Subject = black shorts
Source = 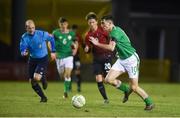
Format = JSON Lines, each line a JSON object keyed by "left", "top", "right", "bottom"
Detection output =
{"left": 93, "top": 58, "right": 112, "bottom": 77}
{"left": 28, "top": 55, "right": 48, "bottom": 79}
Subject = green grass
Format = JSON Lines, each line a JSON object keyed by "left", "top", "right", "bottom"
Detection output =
{"left": 0, "top": 81, "right": 180, "bottom": 117}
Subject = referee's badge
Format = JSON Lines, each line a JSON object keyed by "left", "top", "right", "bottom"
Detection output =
{"left": 39, "top": 44, "right": 42, "bottom": 48}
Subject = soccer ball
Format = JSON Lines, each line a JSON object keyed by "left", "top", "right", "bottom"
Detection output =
{"left": 71, "top": 94, "right": 86, "bottom": 108}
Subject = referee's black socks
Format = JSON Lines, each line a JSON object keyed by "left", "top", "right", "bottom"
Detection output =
{"left": 31, "top": 80, "right": 46, "bottom": 99}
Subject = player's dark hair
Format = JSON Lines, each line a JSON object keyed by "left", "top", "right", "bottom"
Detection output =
{"left": 101, "top": 15, "right": 114, "bottom": 22}
{"left": 72, "top": 24, "right": 78, "bottom": 30}
{"left": 85, "top": 12, "right": 97, "bottom": 21}
{"left": 59, "top": 17, "right": 68, "bottom": 23}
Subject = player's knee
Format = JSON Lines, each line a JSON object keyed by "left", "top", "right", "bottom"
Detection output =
{"left": 64, "top": 74, "right": 70, "bottom": 79}
{"left": 31, "top": 79, "right": 37, "bottom": 86}
{"left": 33, "top": 73, "right": 42, "bottom": 81}
{"left": 105, "top": 77, "right": 113, "bottom": 84}
{"left": 104, "top": 77, "right": 108, "bottom": 83}
{"left": 96, "top": 75, "right": 103, "bottom": 82}
{"left": 75, "top": 70, "right": 80, "bottom": 75}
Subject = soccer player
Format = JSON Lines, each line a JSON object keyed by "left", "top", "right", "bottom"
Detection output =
{"left": 90, "top": 15, "right": 154, "bottom": 110}
{"left": 20, "top": 19, "right": 56, "bottom": 102}
{"left": 71, "top": 24, "right": 83, "bottom": 92}
{"left": 84, "top": 12, "right": 114, "bottom": 104}
{"left": 52, "top": 17, "right": 78, "bottom": 98}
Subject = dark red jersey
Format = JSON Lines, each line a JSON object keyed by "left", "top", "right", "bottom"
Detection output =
{"left": 74, "top": 32, "right": 83, "bottom": 58}
{"left": 85, "top": 26, "right": 113, "bottom": 60}
{"left": 75, "top": 33, "right": 83, "bottom": 47}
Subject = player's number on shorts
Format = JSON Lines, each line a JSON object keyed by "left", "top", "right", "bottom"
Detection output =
{"left": 131, "top": 66, "right": 138, "bottom": 75}
{"left": 104, "top": 63, "right": 111, "bottom": 73}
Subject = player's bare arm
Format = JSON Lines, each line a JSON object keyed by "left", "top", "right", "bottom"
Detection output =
{"left": 72, "top": 41, "right": 78, "bottom": 56}
{"left": 50, "top": 52, "right": 56, "bottom": 61}
{"left": 89, "top": 36, "right": 116, "bottom": 51}
{"left": 47, "top": 41, "right": 56, "bottom": 61}
{"left": 22, "top": 50, "right": 29, "bottom": 56}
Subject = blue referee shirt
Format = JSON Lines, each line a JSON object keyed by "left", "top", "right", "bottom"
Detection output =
{"left": 20, "top": 30, "right": 56, "bottom": 58}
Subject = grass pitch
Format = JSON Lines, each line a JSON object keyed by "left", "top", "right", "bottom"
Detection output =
{"left": 0, "top": 81, "right": 180, "bottom": 117}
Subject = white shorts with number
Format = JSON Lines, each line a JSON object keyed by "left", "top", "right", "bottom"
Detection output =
{"left": 111, "top": 53, "right": 140, "bottom": 79}
{"left": 56, "top": 56, "right": 74, "bottom": 74}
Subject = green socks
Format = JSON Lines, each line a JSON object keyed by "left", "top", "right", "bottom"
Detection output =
{"left": 144, "top": 97, "right": 153, "bottom": 105}
{"left": 117, "top": 83, "right": 130, "bottom": 92}
{"left": 64, "top": 81, "right": 71, "bottom": 93}
{"left": 117, "top": 82, "right": 153, "bottom": 106}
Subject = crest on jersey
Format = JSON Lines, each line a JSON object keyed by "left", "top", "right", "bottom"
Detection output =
{"left": 59, "top": 36, "right": 63, "bottom": 39}
{"left": 39, "top": 44, "right": 42, "bottom": 48}
{"left": 68, "top": 35, "right": 72, "bottom": 40}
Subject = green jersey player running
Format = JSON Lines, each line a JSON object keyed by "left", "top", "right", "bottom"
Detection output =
{"left": 90, "top": 15, "right": 154, "bottom": 110}
{"left": 52, "top": 17, "right": 78, "bottom": 98}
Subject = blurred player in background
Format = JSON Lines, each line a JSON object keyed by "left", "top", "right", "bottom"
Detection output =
{"left": 20, "top": 19, "right": 56, "bottom": 102}
{"left": 90, "top": 15, "right": 154, "bottom": 110}
{"left": 52, "top": 17, "right": 78, "bottom": 98}
{"left": 71, "top": 24, "right": 83, "bottom": 92}
{"left": 84, "top": 12, "right": 114, "bottom": 104}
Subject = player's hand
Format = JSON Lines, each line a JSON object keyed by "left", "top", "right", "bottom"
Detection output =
{"left": 72, "top": 49, "right": 77, "bottom": 56}
{"left": 89, "top": 36, "right": 99, "bottom": 45}
{"left": 71, "top": 43, "right": 77, "bottom": 49}
{"left": 22, "top": 50, "right": 28, "bottom": 56}
{"left": 50, "top": 52, "right": 56, "bottom": 61}
{"left": 84, "top": 45, "right": 89, "bottom": 53}
{"left": 72, "top": 42, "right": 78, "bottom": 56}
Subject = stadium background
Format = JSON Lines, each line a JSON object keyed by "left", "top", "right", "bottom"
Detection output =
{"left": 0, "top": 0, "right": 180, "bottom": 83}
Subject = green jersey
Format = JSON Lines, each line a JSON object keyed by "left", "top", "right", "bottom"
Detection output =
{"left": 52, "top": 29, "right": 76, "bottom": 59}
{"left": 110, "top": 26, "right": 136, "bottom": 59}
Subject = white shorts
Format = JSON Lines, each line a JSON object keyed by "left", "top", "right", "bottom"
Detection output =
{"left": 111, "top": 53, "right": 140, "bottom": 79}
{"left": 56, "top": 56, "right": 74, "bottom": 73}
